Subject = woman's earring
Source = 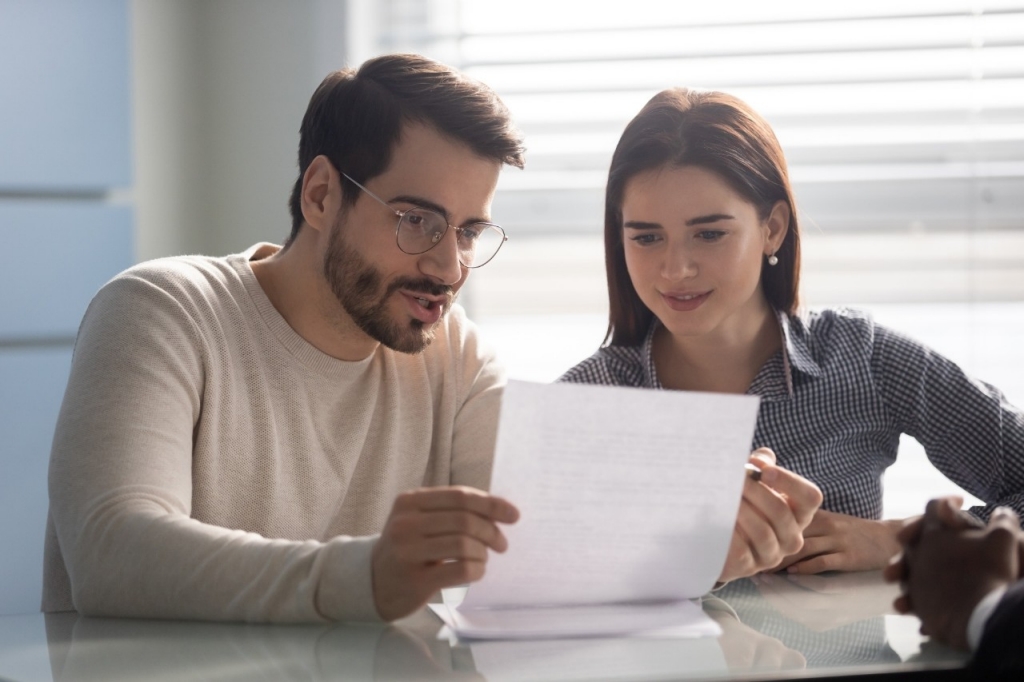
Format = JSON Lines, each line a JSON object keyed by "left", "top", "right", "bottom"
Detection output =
{"left": 767, "top": 253, "right": 779, "bottom": 266}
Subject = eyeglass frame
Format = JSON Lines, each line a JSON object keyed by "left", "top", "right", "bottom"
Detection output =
{"left": 340, "top": 172, "right": 508, "bottom": 269}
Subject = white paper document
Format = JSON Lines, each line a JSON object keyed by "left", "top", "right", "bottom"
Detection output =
{"left": 430, "top": 597, "right": 720, "bottom": 640}
{"left": 438, "top": 380, "right": 760, "bottom": 640}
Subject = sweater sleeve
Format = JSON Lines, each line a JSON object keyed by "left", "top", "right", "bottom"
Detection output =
{"left": 48, "top": 272, "right": 381, "bottom": 623}
{"left": 870, "top": 323, "right": 1024, "bottom": 522}
{"left": 447, "top": 309, "right": 505, "bottom": 491}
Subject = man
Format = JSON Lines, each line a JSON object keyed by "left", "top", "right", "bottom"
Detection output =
{"left": 885, "top": 496, "right": 1024, "bottom": 674}
{"left": 43, "top": 53, "right": 524, "bottom": 623}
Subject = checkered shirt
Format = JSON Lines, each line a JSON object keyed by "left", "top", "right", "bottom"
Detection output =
{"left": 559, "top": 308, "right": 1024, "bottom": 521}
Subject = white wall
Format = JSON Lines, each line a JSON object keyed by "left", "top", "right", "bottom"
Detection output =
{"left": 131, "top": 0, "right": 205, "bottom": 260}
{"left": 131, "top": 0, "right": 348, "bottom": 261}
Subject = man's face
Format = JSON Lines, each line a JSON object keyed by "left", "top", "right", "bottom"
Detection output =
{"left": 321, "top": 124, "right": 501, "bottom": 354}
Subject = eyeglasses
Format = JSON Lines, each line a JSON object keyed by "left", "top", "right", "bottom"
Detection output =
{"left": 341, "top": 172, "right": 507, "bottom": 269}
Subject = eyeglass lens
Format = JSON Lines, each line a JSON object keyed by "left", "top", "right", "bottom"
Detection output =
{"left": 397, "top": 209, "right": 504, "bottom": 268}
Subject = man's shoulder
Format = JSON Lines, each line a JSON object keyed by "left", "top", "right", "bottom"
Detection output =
{"left": 113, "top": 252, "right": 243, "bottom": 294}
{"left": 77, "top": 251, "right": 257, "bottom": 354}
{"left": 380, "top": 305, "right": 505, "bottom": 410}
{"left": 415, "top": 304, "right": 496, "bottom": 370}
{"left": 96, "top": 252, "right": 251, "bottom": 315}
{"left": 436, "top": 302, "right": 473, "bottom": 340}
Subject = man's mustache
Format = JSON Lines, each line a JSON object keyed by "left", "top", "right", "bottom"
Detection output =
{"left": 386, "top": 277, "right": 454, "bottom": 302}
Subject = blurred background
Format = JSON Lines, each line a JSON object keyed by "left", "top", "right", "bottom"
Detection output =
{"left": 1, "top": 0, "right": 1023, "bottom": 615}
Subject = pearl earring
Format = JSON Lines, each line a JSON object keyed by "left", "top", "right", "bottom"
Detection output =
{"left": 767, "top": 253, "right": 779, "bottom": 266}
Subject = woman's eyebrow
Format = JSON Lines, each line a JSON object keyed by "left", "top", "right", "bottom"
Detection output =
{"left": 685, "top": 213, "right": 734, "bottom": 226}
{"left": 624, "top": 213, "right": 735, "bottom": 229}
{"left": 623, "top": 220, "right": 663, "bottom": 230}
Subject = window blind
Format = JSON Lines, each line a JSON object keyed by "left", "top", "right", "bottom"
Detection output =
{"left": 358, "top": 0, "right": 1024, "bottom": 305}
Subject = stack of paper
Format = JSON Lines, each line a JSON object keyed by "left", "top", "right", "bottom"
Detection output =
{"left": 431, "top": 380, "right": 760, "bottom": 640}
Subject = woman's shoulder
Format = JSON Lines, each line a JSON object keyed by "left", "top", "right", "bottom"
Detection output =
{"left": 793, "top": 306, "right": 882, "bottom": 351}
{"left": 558, "top": 344, "right": 647, "bottom": 387}
{"left": 801, "top": 306, "right": 874, "bottom": 332}
{"left": 801, "top": 307, "right": 927, "bottom": 348}
{"left": 793, "top": 307, "right": 937, "bottom": 375}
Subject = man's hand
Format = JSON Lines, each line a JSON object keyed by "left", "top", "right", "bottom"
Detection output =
{"left": 371, "top": 486, "right": 519, "bottom": 621}
{"left": 884, "top": 497, "right": 1021, "bottom": 651}
{"left": 718, "top": 448, "right": 823, "bottom": 583}
{"left": 775, "top": 510, "right": 903, "bottom": 574}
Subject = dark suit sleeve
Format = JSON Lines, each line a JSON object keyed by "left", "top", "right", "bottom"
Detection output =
{"left": 971, "top": 579, "right": 1024, "bottom": 674}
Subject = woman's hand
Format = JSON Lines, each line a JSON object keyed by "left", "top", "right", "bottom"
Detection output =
{"left": 706, "top": 605, "right": 807, "bottom": 672}
{"left": 718, "top": 448, "right": 823, "bottom": 583}
{"left": 753, "top": 571, "right": 898, "bottom": 631}
{"left": 776, "top": 510, "right": 903, "bottom": 574}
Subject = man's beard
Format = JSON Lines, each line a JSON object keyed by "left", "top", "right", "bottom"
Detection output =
{"left": 323, "top": 220, "right": 455, "bottom": 354}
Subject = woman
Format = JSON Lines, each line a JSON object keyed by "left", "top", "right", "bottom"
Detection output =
{"left": 561, "top": 88, "right": 1024, "bottom": 575}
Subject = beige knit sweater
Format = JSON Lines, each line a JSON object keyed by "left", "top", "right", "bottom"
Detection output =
{"left": 43, "top": 244, "right": 503, "bottom": 622}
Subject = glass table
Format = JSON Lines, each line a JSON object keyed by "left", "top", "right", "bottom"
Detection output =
{"left": 0, "top": 571, "right": 969, "bottom": 681}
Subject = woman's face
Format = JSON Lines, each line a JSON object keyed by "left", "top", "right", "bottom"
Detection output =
{"left": 621, "top": 164, "right": 788, "bottom": 342}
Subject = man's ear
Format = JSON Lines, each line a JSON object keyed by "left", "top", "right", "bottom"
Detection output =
{"left": 764, "top": 200, "right": 791, "bottom": 255}
{"left": 300, "top": 155, "right": 340, "bottom": 234}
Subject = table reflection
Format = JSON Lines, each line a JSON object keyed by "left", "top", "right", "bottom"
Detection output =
{"left": 710, "top": 572, "right": 900, "bottom": 671}
{"left": 28, "top": 572, "right": 966, "bottom": 682}
{"left": 44, "top": 610, "right": 466, "bottom": 682}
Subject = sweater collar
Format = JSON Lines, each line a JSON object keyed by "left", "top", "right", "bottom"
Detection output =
{"left": 233, "top": 243, "right": 377, "bottom": 377}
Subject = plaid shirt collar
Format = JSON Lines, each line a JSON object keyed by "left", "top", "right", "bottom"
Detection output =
{"left": 640, "top": 309, "right": 823, "bottom": 400}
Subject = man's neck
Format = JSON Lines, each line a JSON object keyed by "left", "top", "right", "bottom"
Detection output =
{"left": 251, "top": 233, "right": 379, "bottom": 362}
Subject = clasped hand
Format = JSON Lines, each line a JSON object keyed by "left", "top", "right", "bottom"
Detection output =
{"left": 718, "top": 448, "right": 823, "bottom": 583}
{"left": 372, "top": 486, "right": 519, "bottom": 621}
{"left": 884, "top": 496, "right": 1022, "bottom": 650}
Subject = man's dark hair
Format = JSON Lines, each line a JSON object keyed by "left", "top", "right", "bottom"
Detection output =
{"left": 286, "top": 53, "right": 525, "bottom": 244}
